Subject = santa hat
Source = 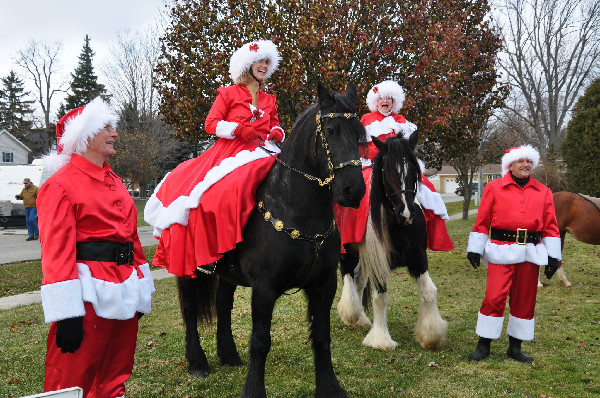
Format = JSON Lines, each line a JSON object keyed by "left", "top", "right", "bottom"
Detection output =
{"left": 501, "top": 145, "right": 540, "bottom": 175}
{"left": 229, "top": 40, "right": 281, "bottom": 83}
{"left": 366, "top": 80, "right": 405, "bottom": 113}
{"left": 44, "top": 97, "right": 118, "bottom": 174}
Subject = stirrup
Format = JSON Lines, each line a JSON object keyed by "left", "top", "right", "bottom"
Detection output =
{"left": 196, "top": 263, "right": 216, "bottom": 275}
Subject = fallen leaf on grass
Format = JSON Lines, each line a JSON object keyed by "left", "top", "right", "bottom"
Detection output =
{"left": 428, "top": 361, "right": 439, "bottom": 368}
{"left": 10, "top": 325, "right": 18, "bottom": 332}
{"left": 9, "top": 379, "right": 19, "bottom": 384}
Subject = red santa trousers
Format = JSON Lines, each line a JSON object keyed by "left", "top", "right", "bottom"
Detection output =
{"left": 475, "top": 261, "right": 539, "bottom": 341}
{"left": 44, "top": 303, "right": 138, "bottom": 398}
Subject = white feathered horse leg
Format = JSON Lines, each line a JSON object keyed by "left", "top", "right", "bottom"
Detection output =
{"left": 415, "top": 271, "right": 448, "bottom": 349}
{"left": 359, "top": 217, "right": 398, "bottom": 350}
{"left": 362, "top": 288, "right": 398, "bottom": 350}
{"left": 337, "top": 262, "right": 372, "bottom": 328}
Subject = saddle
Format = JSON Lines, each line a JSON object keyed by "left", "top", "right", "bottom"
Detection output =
{"left": 577, "top": 193, "right": 600, "bottom": 212}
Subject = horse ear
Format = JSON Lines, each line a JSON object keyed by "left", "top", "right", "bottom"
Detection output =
{"left": 408, "top": 131, "right": 419, "bottom": 150}
{"left": 372, "top": 136, "right": 387, "bottom": 153}
{"left": 345, "top": 81, "right": 357, "bottom": 105}
{"left": 317, "top": 80, "right": 334, "bottom": 108}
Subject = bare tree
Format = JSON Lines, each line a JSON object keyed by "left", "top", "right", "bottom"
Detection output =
{"left": 495, "top": 0, "right": 600, "bottom": 158}
{"left": 101, "top": 29, "right": 161, "bottom": 119}
{"left": 15, "top": 40, "right": 67, "bottom": 136}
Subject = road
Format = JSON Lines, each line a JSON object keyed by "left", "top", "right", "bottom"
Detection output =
{"left": 0, "top": 226, "right": 158, "bottom": 265}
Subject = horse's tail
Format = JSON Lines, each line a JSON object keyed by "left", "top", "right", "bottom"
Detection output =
{"left": 359, "top": 207, "right": 392, "bottom": 291}
{"left": 177, "top": 273, "right": 219, "bottom": 326}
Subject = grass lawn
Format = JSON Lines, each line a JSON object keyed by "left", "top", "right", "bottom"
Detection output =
{"left": 1, "top": 215, "right": 598, "bottom": 397}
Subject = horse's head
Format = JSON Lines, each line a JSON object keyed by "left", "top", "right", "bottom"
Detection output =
{"left": 314, "top": 81, "right": 366, "bottom": 208}
{"left": 372, "top": 132, "right": 421, "bottom": 225}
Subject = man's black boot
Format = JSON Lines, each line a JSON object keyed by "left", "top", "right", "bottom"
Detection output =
{"left": 507, "top": 336, "right": 533, "bottom": 363}
{"left": 467, "top": 337, "right": 491, "bottom": 361}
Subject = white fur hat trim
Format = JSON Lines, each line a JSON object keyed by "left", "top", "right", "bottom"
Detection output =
{"left": 366, "top": 80, "right": 405, "bottom": 113}
{"left": 60, "top": 97, "right": 118, "bottom": 156}
{"left": 501, "top": 145, "right": 540, "bottom": 175}
{"left": 229, "top": 40, "right": 281, "bottom": 83}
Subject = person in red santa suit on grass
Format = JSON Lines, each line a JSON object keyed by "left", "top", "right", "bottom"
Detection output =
{"left": 38, "top": 97, "right": 155, "bottom": 398}
{"left": 466, "top": 145, "right": 561, "bottom": 363}
{"left": 144, "top": 40, "right": 284, "bottom": 278}
{"left": 335, "top": 80, "right": 454, "bottom": 253}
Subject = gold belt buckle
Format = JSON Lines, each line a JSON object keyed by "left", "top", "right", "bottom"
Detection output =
{"left": 516, "top": 228, "right": 527, "bottom": 245}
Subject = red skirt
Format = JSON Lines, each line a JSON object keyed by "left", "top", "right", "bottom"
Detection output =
{"left": 147, "top": 138, "right": 277, "bottom": 277}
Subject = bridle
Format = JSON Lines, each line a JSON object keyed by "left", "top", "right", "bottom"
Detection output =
{"left": 253, "top": 110, "right": 361, "bottom": 186}
{"left": 382, "top": 157, "right": 418, "bottom": 217}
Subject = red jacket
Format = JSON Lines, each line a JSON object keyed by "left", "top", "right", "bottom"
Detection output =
{"left": 467, "top": 172, "right": 561, "bottom": 265}
{"left": 38, "top": 154, "right": 155, "bottom": 323}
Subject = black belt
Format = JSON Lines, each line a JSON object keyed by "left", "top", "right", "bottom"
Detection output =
{"left": 76, "top": 241, "right": 134, "bottom": 265}
{"left": 490, "top": 228, "right": 541, "bottom": 245}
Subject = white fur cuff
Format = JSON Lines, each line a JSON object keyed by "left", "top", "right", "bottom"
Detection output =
{"left": 542, "top": 236, "right": 562, "bottom": 260}
{"left": 41, "top": 279, "right": 86, "bottom": 323}
{"left": 467, "top": 232, "right": 488, "bottom": 254}
{"left": 215, "top": 120, "right": 238, "bottom": 139}
{"left": 507, "top": 314, "right": 535, "bottom": 341}
{"left": 475, "top": 312, "right": 504, "bottom": 339}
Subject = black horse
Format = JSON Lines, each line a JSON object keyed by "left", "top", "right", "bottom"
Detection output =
{"left": 336, "top": 134, "right": 448, "bottom": 350}
{"left": 177, "top": 81, "right": 366, "bottom": 398}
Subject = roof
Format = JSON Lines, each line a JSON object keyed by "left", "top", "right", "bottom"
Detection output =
{"left": 0, "top": 129, "right": 32, "bottom": 153}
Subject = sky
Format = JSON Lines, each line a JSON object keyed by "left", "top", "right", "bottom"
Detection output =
{"left": 0, "top": 0, "right": 167, "bottom": 120}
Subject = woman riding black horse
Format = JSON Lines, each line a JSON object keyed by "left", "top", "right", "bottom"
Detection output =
{"left": 146, "top": 40, "right": 366, "bottom": 398}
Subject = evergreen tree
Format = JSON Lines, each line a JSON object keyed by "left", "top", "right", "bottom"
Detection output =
{"left": 0, "top": 70, "right": 35, "bottom": 133}
{"left": 562, "top": 77, "right": 600, "bottom": 196}
{"left": 57, "top": 35, "right": 108, "bottom": 118}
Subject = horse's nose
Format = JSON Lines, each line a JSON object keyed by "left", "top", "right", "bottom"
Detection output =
{"left": 343, "top": 183, "right": 365, "bottom": 208}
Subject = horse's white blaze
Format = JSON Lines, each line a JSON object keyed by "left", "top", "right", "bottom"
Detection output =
{"left": 362, "top": 290, "right": 398, "bottom": 350}
{"left": 397, "top": 162, "right": 411, "bottom": 220}
{"left": 415, "top": 271, "right": 448, "bottom": 349}
{"left": 337, "top": 273, "right": 371, "bottom": 328}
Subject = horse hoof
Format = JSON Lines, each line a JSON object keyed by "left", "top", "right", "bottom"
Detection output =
{"left": 362, "top": 329, "right": 398, "bottom": 350}
{"left": 221, "top": 357, "right": 243, "bottom": 367}
{"left": 189, "top": 368, "right": 209, "bottom": 378}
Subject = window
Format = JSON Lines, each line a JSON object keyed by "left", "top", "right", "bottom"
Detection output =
{"left": 2, "top": 152, "right": 13, "bottom": 163}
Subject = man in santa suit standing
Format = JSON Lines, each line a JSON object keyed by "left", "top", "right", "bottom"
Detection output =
{"left": 335, "top": 80, "right": 454, "bottom": 252}
{"left": 38, "top": 97, "right": 155, "bottom": 397}
{"left": 466, "top": 145, "right": 560, "bottom": 362}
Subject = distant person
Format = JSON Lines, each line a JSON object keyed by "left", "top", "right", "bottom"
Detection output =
{"left": 466, "top": 145, "right": 561, "bottom": 363}
{"left": 38, "top": 97, "right": 155, "bottom": 398}
{"left": 15, "top": 177, "right": 39, "bottom": 241}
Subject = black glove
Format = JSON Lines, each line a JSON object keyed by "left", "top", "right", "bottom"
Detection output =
{"left": 467, "top": 252, "right": 481, "bottom": 269}
{"left": 56, "top": 316, "right": 83, "bottom": 353}
{"left": 545, "top": 257, "right": 559, "bottom": 279}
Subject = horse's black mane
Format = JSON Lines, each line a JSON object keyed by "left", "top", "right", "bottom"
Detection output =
{"left": 370, "top": 135, "right": 421, "bottom": 238}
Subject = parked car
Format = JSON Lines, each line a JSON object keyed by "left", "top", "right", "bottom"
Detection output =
{"left": 455, "top": 182, "right": 487, "bottom": 196}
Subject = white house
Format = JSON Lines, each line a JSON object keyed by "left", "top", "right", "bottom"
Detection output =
{"left": 0, "top": 129, "right": 31, "bottom": 165}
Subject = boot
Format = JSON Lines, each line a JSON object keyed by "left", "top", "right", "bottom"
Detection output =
{"left": 507, "top": 336, "right": 533, "bottom": 363}
{"left": 467, "top": 337, "right": 491, "bottom": 361}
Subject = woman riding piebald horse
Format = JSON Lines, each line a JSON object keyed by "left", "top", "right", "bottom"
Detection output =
{"left": 145, "top": 40, "right": 284, "bottom": 277}
{"left": 334, "top": 80, "right": 454, "bottom": 253}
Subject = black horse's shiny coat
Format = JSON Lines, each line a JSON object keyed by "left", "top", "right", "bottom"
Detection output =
{"left": 177, "top": 81, "right": 365, "bottom": 398}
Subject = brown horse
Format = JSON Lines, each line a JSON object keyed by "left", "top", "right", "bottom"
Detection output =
{"left": 538, "top": 191, "right": 600, "bottom": 288}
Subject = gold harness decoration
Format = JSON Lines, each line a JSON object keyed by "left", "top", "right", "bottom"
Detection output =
{"left": 256, "top": 200, "right": 337, "bottom": 293}
{"left": 251, "top": 110, "right": 361, "bottom": 187}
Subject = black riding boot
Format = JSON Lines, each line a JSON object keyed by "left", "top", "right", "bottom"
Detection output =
{"left": 467, "top": 337, "right": 491, "bottom": 361}
{"left": 507, "top": 336, "right": 533, "bottom": 363}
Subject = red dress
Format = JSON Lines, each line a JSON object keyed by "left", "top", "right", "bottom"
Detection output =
{"left": 334, "top": 110, "right": 454, "bottom": 252}
{"left": 145, "top": 85, "right": 284, "bottom": 277}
